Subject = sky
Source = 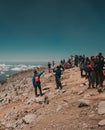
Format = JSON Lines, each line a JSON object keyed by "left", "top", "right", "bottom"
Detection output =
{"left": 0, "top": 0, "right": 105, "bottom": 62}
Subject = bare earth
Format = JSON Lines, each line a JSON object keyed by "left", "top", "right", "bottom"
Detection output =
{"left": 0, "top": 67, "right": 105, "bottom": 130}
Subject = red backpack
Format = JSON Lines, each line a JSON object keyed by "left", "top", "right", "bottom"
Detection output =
{"left": 35, "top": 76, "right": 40, "bottom": 82}
{"left": 103, "top": 70, "right": 105, "bottom": 77}
{"left": 88, "top": 63, "right": 94, "bottom": 70}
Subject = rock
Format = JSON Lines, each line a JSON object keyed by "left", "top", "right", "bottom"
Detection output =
{"left": 26, "top": 96, "right": 35, "bottom": 104}
{"left": 1, "top": 120, "right": 17, "bottom": 129}
{"left": 78, "top": 91, "right": 84, "bottom": 95}
{"left": 62, "top": 90, "right": 66, "bottom": 93}
{"left": 62, "top": 83, "right": 66, "bottom": 86}
{"left": 82, "top": 83, "right": 87, "bottom": 86}
{"left": 71, "top": 89, "right": 78, "bottom": 94}
{"left": 84, "top": 94, "right": 91, "bottom": 98}
{"left": 42, "top": 87, "right": 50, "bottom": 94}
{"left": 0, "top": 98, "right": 4, "bottom": 102}
{"left": 78, "top": 102, "right": 89, "bottom": 108}
{"left": 82, "top": 123, "right": 88, "bottom": 129}
{"left": 56, "top": 105, "right": 62, "bottom": 112}
{"left": 98, "top": 119, "right": 105, "bottom": 126}
{"left": 35, "top": 95, "right": 49, "bottom": 104}
{"left": 78, "top": 100, "right": 90, "bottom": 108}
{"left": 98, "top": 101, "right": 105, "bottom": 114}
{"left": 23, "top": 114, "right": 37, "bottom": 124}
{"left": 80, "top": 84, "right": 84, "bottom": 87}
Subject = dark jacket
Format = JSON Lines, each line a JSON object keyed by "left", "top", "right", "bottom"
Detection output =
{"left": 53, "top": 69, "right": 62, "bottom": 78}
{"left": 32, "top": 72, "right": 44, "bottom": 86}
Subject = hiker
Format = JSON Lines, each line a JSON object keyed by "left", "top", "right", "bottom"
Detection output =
{"left": 52, "top": 60, "right": 55, "bottom": 67}
{"left": 87, "top": 57, "right": 96, "bottom": 88}
{"left": 103, "top": 58, "right": 105, "bottom": 79}
{"left": 48, "top": 62, "right": 51, "bottom": 73}
{"left": 94, "top": 53, "right": 104, "bottom": 88}
{"left": 32, "top": 70, "right": 44, "bottom": 97}
{"left": 53, "top": 65, "right": 63, "bottom": 89}
{"left": 74, "top": 55, "right": 79, "bottom": 67}
{"left": 79, "top": 58, "right": 85, "bottom": 77}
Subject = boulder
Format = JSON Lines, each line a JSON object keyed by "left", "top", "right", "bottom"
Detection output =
{"left": 23, "top": 114, "right": 37, "bottom": 124}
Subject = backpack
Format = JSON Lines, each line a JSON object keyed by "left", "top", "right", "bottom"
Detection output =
{"left": 103, "top": 70, "right": 105, "bottom": 76}
{"left": 35, "top": 76, "right": 40, "bottom": 82}
{"left": 88, "top": 63, "right": 94, "bottom": 70}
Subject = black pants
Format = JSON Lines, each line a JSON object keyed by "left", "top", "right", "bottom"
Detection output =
{"left": 88, "top": 71, "right": 95, "bottom": 88}
{"left": 96, "top": 70, "right": 104, "bottom": 87}
{"left": 55, "top": 77, "right": 62, "bottom": 89}
{"left": 34, "top": 83, "right": 42, "bottom": 96}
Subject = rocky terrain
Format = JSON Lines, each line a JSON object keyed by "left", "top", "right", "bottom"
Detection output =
{"left": 0, "top": 67, "right": 105, "bottom": 130}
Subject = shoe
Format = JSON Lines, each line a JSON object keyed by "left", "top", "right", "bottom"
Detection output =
{"left": 98, "top": 88, "right": 103, "bottom": 93}
{"left": 35, "top": 94, "right": 38, "bottom": 97}
{"left": 40, "top": 93, "right": 43, "bottom": 96}
{"left": 92, "top": 85, "right": 95, "bottom": 88}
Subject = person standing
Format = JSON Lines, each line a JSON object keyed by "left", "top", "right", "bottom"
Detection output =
{"left": 94, "top": 53, "right": 104, "bottom": 88}
{"left": 48, "top": 62, "right": 51, "bottom": 73}
{"left": 32, "top": 70, "right": 44, "bottom": 97}
{"left": 53, "top": 66, "right": 63, "bottom": 89}
{"left": 52, "top": 60, "right": 55, "bottom": 67}
{"left": 87, "top": 57, "right": 95, "bottom": 88}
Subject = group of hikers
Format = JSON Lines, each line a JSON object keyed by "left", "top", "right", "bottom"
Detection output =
{"left": 32, "top": 64, "right": 63, "bottom": 97}
{"left": 60, "top": 53, "right": 105, "bottom": 88}
{"left": 79, "top": 53, "right": 105, "bottom": 89}
{"left": 32, "top": 52, "right": 105, "bottom": 97}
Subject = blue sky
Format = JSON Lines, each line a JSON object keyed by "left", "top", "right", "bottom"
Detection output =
{"left": 0, "top": 0, "right": 105, "bottom": 62}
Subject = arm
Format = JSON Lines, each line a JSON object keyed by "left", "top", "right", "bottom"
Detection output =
{"left": 38, "top": 71, "right": 44, "bottom": 77}
{"left": 32, "top": 76, "right": 35, "bottom": 83}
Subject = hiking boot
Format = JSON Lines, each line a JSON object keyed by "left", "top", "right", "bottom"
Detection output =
{"left": 35, "top": 94, "right": 38, "bottom": 97}
{"left": 98, "top": 88, "right": 103, "bottom": 93}
{"left": 40, "top": 93, "right": 43, "bottom": 96}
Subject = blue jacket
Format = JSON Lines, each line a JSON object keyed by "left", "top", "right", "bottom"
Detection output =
{"left": 32, "top": 72, "right": 44, "bottom": 86}
{"left": 53, "top": 69, "right": 62, "bottom": 78}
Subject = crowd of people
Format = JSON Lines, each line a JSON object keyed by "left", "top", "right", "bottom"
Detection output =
{"left": 79, "top": 53, "right": 105, "bottom": 89}
{"left": 32, "top": 52, "right": 105, "bottom": 97}
{"left": 60, "top": 52, "right": 105, "bottom": 89}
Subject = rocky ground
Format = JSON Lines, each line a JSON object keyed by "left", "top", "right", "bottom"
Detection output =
{"left": 0, "top": 67, "right": 105, "bottom": 130}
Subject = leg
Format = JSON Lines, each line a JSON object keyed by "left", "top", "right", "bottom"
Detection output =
{"left": 80, "top": 69, "right": 83, "bottom": 77}
{"left": 38, "top": 84, "right": 43, "bottom": 96}
{"left": 99, "top": 70, "right": 104, "bottom": 87}
{"left": 88, "top": 73, "right": 91, "bottom": 88}
{"left": 34, "top": 86, "right": 38, "bottom": 97}
{"left": 95, "top": 71, "right": 99, "bottom": 87}
{"left": 55, "top": 78, "right": 59, "bottom": 89}
{"left": 57, "top": 78, "right": 62, "bottom": 89}
{"left": 91, "top": 71, "right": 95, "bottom": 88}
